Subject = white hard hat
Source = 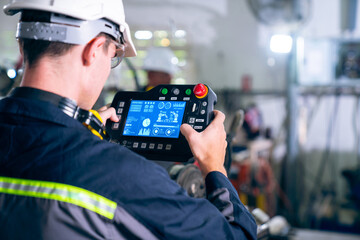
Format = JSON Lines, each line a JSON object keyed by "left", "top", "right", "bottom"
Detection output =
{"left": 3, "top": 0, "right": 136, "bottom": 57}
{"left": 143, "top": 47, "right": 179, "bottom": 75}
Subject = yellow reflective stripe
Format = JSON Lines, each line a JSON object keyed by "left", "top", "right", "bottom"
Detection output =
{"left": 0, "top": 176, "right": 117, "bottom": 220}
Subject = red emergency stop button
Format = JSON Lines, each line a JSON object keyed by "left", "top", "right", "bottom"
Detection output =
{"left": 193, "top": 83, "right": 208, "bottom": 99}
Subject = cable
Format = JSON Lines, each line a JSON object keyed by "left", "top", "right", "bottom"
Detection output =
{"left": 307, "top": 90, "right": 341, "bottom": 227}
{"left": 355, "top": 96, "right": 360, "bottom": 168}
{"left": 124, "top": 58, "right": 141, "bottom": 91}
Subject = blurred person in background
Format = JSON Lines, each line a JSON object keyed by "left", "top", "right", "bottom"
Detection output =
{"left": 142, "top": 46, "right": 178, "bottom": 91}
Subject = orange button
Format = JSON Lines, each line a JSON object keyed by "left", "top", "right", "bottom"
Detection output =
{"left": 193, "top": 84, "right": 208, "bottom": 99}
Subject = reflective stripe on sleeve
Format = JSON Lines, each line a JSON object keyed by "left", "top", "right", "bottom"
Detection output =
{"left": 0, "top": 176, "right": 117, "bottom": 220}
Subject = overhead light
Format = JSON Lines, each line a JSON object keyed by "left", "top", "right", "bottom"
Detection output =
{"left": 175, "top": 30, "right": 186, "bottom": 38}
{"left": 270, "top": 34, "right": 293, "bottom": 53}
{"left": 134, "top": 30, "right": 153, "bottom": 40}
{"left": 7, "top": 69, "right": 16, "bottom": 79}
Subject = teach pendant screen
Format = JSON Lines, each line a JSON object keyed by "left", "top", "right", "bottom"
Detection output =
{"left": 123, "top": 100, "right": 186, "bottom": 138}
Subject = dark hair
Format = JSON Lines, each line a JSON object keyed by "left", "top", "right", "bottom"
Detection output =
{"left": 19, "top": 10, "right": 112, "bottom": 67}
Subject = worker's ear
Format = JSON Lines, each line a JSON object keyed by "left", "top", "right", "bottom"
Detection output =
{"left": 82, "top": 36, "right": 107, "bottom": 67}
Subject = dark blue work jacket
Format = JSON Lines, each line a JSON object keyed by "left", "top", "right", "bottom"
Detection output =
{"left": 0, "top": 88, "right": 256, "bottom": 239}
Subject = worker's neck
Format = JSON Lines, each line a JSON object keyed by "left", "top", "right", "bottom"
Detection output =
{"left": 21, "top": 57, "right": 84, "bottom": 106}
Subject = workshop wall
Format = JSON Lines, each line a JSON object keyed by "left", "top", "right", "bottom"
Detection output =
{"left": 0, "top": 1, "right": 19, "bottom": 67}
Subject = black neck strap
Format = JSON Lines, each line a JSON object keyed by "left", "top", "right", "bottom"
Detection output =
{"left": 10, "top": 87, "right": 79, "bottom": 118}
{"left": 10, "top": 87, "right": 108, "bottom": 140}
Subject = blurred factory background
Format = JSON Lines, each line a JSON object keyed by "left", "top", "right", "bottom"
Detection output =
{"left": 1, "top": 0, "right": 360, "bottom": 239}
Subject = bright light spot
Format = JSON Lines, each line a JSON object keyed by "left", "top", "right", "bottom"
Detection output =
{"left": 173, "top": 78, "right": 186, "bottom": 84}
{"left": 175, "top": 30, "right": 186, "bottom": 38}
{"left": 171, "top": 57, "right": 179, "bottom": 65}
{"left": 134, "top": 30, "right": 153, "bottom": 40}
{"left": 267, "top": 57, "right": 275, "bottom": 67}
{"left": 270, "top": 34, "right": 293, "bottom": 53}
{"left": 160, "top": 38, "right": 171, "bottom": 47}
{"left": 7, "top": 69, "right": 16, "bottom": 79}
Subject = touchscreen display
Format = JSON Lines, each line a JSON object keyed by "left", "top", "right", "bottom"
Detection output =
{"left": 123, "top": 100, "right": 186, "bottom": 138}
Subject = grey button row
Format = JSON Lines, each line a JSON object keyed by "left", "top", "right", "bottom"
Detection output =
{"left": 158, "top": 96, "right": 191, "bottom": 101}
{"left": 131, "top": 142, "right": 172, "bottom": 150}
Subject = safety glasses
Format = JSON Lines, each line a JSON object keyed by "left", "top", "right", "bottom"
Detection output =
{"left": 111, "top": 40, "right": 125, "bottom": 69}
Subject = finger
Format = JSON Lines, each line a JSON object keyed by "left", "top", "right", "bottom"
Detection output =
{"left": 212, "top": 110, "right": 226, "bottom": 125}
{"left": 99, "top": 107, "right": 118, "bottom": 122}
{"left": 201, "top": 110, "right": 226, "bottom": 135}
{"left": 98, "top": 106, "right": 107, "bottom": 111}
{"left": 98, "top": 103, "right": 111, "bottom": 112}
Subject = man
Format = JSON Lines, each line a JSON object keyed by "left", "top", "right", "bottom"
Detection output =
{"left": 0, "top": 0, "right": 257, "bottom": 239}
{"left": 142, "top": 47, "right": 178, "bottom": 91}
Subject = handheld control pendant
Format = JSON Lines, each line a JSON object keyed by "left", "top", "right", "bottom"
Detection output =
{"left": 106, "top": 84, "right": 217, "bottom": 162}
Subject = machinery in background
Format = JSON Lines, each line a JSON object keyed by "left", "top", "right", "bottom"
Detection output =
{"left": 337, "top": 42, "right": 360, "bottom": 80}
{"left": 342, "top": 168, "right": 360, "bottom": 210}
{"left": 168, "top": 163, "right": 205, "bottom": 198}
{"left": 227, "top": 105, "right": 278, "bottom": 216}
{"left": 254, "top": 208, "right": 291, "bottom": 240}
{"left": 341, "top": 168, "right": 360, "bottom": 233}
{"left": 247, "top": 0, "right": 311, "bottom": 31}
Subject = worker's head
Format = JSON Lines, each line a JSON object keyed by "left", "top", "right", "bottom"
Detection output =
{"left": 3, "top": 0, "right": 136, "bottom": 107}
{"left": 142, "top": 47, "right": 178, "bottom": 90}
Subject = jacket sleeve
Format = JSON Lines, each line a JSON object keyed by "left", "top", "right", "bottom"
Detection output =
{"left": 205, "top": 171, "right": 257, "bottom": 240}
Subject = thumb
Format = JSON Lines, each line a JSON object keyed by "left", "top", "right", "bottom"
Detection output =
{"left": 180, "top": 124, "right": 197, "bottom": 143}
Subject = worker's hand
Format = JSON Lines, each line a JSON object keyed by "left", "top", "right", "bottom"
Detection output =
{"left": 180, "top": 110, "right": 228, "bottom": 178}
{"left": 97, "top": 105, "right": 119, "bottom": 124}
